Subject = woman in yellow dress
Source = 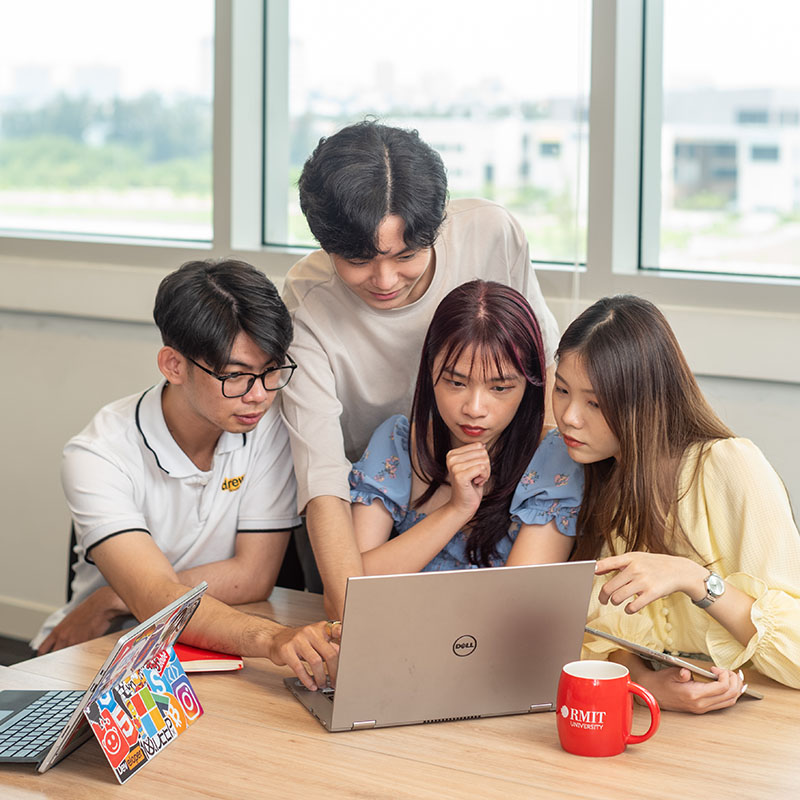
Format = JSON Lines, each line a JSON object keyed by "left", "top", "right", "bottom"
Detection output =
{"left": 554, "top": 294, "right": 800, "bottom": 713}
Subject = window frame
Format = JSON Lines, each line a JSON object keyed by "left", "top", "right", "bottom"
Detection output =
{"left": 1, "top": 0, "right": 797, "bottom": 384}
{"left": 578, "top": 0, "right": 799, "bottom": 384}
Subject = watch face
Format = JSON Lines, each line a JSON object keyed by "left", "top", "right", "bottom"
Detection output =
{"left": 707, "top": 573, "right": 725, "bottom": 596}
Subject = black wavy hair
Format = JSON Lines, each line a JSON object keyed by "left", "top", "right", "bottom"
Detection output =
{"left": 298, "top": 120, "right": 448, "bottom": 259}
{"left": 153, "top": 259, "right": 292, "bottom": 371}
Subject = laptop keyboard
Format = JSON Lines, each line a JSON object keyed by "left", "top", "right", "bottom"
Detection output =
{"left": 0, "top": 690, "right": 84, "bottom": 759}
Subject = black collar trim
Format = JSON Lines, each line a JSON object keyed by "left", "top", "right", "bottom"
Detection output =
{"left": 135, "top": 388, "right": 169, "bottom": 474}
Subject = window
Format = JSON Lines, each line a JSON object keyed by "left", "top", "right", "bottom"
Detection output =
{"left": 640, "top": 0, "right": 800, "bottom": 279}
{"left": 265, "top": 0, "right": 591, "bottom": 266}
{"left": 0, "top": 0, "right": 213, "bottom": 241}
{"left": 673, "top": 141, "right": 738, "bottom": 208}
{"left": 539, "top": 142, "right": 563, "bottom": 158}
{"left": 737, "top": 110, "right": 769, "bottom": 125}
{"left": 751, "top": 145, "right": 780, "bottom": 162}
{"left": 2, "top": 1, "right": 797, "bottom": 368}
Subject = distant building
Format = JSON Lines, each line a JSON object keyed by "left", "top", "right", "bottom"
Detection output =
{"left": 663, "top": 88, "right": 800, "bottom": 215}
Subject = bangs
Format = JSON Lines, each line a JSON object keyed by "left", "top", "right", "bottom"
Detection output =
{"left": 433, "top": 335, "right": 524, "bottom": 384}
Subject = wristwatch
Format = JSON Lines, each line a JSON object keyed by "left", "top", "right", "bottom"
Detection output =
{"left": 693, "top": 571, "right": 725, "bottom": 608}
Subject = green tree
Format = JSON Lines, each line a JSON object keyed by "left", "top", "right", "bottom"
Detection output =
{"left": 2, "top": 93, "right": 96, "bottom": 141}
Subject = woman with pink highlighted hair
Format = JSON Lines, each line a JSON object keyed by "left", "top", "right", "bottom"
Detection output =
{"left": 349, "top": 280, "right": 582, "bottom": 574}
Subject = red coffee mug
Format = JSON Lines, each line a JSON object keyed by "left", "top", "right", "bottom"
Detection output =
{"left": 556, "top": 660, "right": 660, "bottom": 757}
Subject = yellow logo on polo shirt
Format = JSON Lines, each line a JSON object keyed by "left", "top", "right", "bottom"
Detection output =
{"left": 221, "top": 474, "right": 245, "bottom": 492}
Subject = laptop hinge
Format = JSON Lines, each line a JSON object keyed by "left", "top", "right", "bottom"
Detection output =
{"left": 529, "top": 703, "right": 554, "bottom": 713}
{"left": 351, "top": 720, "right": 376, "bottom": 730}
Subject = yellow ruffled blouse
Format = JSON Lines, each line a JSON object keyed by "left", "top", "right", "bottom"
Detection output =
{"left": 582, "top": 438, "right": 800, "bottom": 688}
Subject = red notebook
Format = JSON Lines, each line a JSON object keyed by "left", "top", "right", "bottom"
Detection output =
{"left": 173, "top": 643, "right": 244, "bottom": 673}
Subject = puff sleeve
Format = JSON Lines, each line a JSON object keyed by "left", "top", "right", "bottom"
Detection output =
{"left": 509, "top": 429, "right": 583, "bottom": 537}
{"left": 692, "top": 439, "right": 800, "bottom": 686}
{"left": 349, "top": 415, "right": 413, "bottom": 528}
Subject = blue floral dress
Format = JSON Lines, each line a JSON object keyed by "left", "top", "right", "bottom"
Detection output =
{"left": 349, "top": 415, "right": 583, "bottom": 571}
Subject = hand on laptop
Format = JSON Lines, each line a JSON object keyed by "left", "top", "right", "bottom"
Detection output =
{"left": 268, "top": 621, "right": 340, "bottom": 691}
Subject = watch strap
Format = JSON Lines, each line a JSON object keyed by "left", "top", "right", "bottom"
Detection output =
{"left": 693, "top": 571, "right": 724, "bottom": 608}
{"left": 693, "top": 593, "right": 715, "bottom": 609}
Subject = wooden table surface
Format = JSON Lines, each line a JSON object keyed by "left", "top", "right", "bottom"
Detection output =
{"left": 1, "top": 588, "right": 797, "bottom": 799}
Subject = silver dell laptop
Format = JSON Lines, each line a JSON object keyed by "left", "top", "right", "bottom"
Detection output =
{"left": 285, "top": 561, "right": 595, "bottom": 731}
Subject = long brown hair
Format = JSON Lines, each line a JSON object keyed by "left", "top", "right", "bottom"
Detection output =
{"left": 558, "top": 295, "right": 733, "bottom": 560}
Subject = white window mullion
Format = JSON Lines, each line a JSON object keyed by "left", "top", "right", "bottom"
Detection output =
{"left": 262, "top": 0, "right": 290, "bottom": 247}
{"left": 638, "top": 0, "right": 664, "bottom": 269}
{"left": 230, "top": 0, "right": 267, "bottom": 252}
{"left": 212, "top": 0, "right": 234, "bottom": 254}
{"left": 584, "top": 0, "right": 644, "bottom": 300}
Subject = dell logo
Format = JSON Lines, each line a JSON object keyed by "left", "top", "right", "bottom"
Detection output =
{"left": 452, "top": 635, "right": 477, "bottom": 657}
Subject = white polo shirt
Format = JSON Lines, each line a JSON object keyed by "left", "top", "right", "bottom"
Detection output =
{"left": 31, "top": 379, "right": 301, "bottom": 648}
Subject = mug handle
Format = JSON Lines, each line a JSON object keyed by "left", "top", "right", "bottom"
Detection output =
{"left": 625, "top": 680, "right": 661, "bottom": 745}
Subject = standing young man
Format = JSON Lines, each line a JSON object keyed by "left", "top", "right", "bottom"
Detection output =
{"left": 281, "top": 121, "right": 560, "bottom": 616}
{"left": 33, "top": 259, "right": 338, "bottom": 690}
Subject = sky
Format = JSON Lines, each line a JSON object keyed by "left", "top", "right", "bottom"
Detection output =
{"left": 662, "top": 0, "right": 800, "bottom": 90}
{"left": 289, "top": 0, "right": 591, "bottom": 103}
{"left": 0, "top": 0, "right": 213, "bottom": 98}
{"left": 289, "top": 0, "right": 800, "bottom": 100}
{"left": 1, "top": 0, "right": 799, "bottom": 105}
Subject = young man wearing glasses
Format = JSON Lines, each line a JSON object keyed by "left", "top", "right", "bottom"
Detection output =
{"left": 31, "top": 259, "right": 338, "bottom": 692}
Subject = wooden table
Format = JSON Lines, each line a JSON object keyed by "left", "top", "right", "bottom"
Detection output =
{"left": 1, "top": 588, "right": 797, "bottom": 799}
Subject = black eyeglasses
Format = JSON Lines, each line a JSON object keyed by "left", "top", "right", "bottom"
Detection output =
{"left": 188, "top": 355, "right": 297, "bottom": 397}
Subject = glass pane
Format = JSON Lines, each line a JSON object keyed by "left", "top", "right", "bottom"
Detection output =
{"left": 0, "top": 1, "right": 213, "bottom": 241}
{"left": 649, "top": 0, "right": 800, "bottom": 278}
{"left": 280, "top": 0, "right": 590, "bottom": 265}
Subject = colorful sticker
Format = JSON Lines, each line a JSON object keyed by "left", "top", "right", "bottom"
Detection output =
{"left": 85, "top": 646, "right": 203, "bottom": 784}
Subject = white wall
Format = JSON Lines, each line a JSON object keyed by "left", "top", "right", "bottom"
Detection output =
{"left": 0, "top": 309, "right": 161, "bottom": 639}
{"left": 2, "top": 300, "right": 798, "bottom": 641}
